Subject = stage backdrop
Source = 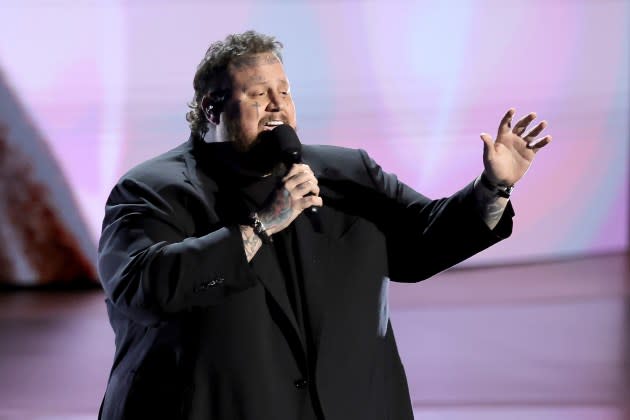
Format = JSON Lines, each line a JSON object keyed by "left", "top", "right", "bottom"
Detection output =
{"left": 0, "top": 0, "right": 628, "bottom": 285}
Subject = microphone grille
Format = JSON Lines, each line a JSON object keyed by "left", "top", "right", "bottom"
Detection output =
{"left": 274, "top": 124, "right": 302, "bottom": 163}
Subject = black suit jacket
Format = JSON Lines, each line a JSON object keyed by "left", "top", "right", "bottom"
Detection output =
{"left": 97, "top": 135, "right": 513, "bottom": 419}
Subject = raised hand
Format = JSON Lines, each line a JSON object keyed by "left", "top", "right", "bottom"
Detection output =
{"left": 480, "top": 108, "right": 552, "bottom": 186}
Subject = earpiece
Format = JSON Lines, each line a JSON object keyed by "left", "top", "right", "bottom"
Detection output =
{"left": 202, "top": 93, "right": 226, "bottom": 121}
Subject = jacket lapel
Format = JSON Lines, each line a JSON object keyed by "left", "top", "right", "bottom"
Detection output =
{"left": 250, "top": 212, "right": 332, "bottom": 362}
{"left": 293, "top": 212, "right": 332, "bottom": 358}
{"left": 249, "top": 242, "right": 306, "bottom": 354}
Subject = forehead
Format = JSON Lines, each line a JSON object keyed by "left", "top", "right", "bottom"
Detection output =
{"left": 226, "top": 53, "right": 288, "bottom": 87}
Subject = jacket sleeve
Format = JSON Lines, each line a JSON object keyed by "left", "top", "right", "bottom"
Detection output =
{"left": 357, "top": 149, "right": 514, "bottom": 282}
{"left": 97, "top": 175, "right": 258, "bottom": 324}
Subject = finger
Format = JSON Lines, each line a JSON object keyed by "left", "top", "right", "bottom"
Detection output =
{"left": 299, "top": 195, "right": 323, "bottom": 209}
{"left": 512, "top": 112, "right": 537, "bottom": 137}
{"left": 285, "top": 172, "right": 318, "bottom": 192}
{"left": 480, "top": 133, "right": 494, "bottom": 160}
{"left": 524, "top": 120, "right": 547, "bottom": 140}
{"left": 499, "top": 108, "right": 515, "bottom": 134}
{"left": 290, "top": 179, "right": 320, "bottom": 198}
{"left": 306, "top": 182, "right": 320, "bottom": 197}
{"left": 282, "top": 164, "right": 312, "bottom": 181}
{"left": 527, "top": 135, "right": 552, "bottom": 152}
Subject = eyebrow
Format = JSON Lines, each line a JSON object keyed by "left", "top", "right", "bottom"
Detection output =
{"left": 242, "top": 78, "right": 289, "bottom": 90}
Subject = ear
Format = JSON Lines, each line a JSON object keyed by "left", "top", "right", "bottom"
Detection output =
{"left": 201, "top": 95, "right": 223, "bottom": 126}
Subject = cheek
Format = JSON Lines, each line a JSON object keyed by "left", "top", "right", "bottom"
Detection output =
{"left": 241, "top": 109, "right": 261, "bottom": 131}
{"left": 242, "top": 102, "right": 261, "bottom": 121}
{"left": 286, "top": 99, "right": 297, "bottom": 120}
{"left": 228, "top": 103, "right": 256, "bottom": 128}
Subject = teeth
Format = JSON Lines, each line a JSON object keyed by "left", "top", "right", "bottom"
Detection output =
{"left": 265, "top": 121, "right": 284, "bottom": 126}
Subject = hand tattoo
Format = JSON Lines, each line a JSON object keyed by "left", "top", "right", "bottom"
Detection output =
{"left": 260, "top": 188, "right": 292, "bottom": 227}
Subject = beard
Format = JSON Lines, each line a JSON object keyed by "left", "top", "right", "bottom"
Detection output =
{"left": 220, "top": 115, "right": 298, "bottom": 154}
{"left": 219, "top": 115, "right": 254, "bottom": 152}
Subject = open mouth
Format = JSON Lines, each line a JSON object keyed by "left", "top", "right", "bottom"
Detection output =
{"left": 262, "top": 120, "right": 285, "bottom": 130}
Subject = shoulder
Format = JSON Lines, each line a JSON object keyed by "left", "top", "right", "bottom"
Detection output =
{"left": 116, "top": 141, "right": 193, "bottom": 191}
{"left": 302, "top": 144, "right": 363, "bottom": 163}
{"left": 104, "top": 140, "right": 203, "bottom": 209}
{"left": 302, "top": 144, "right": 372, "bottom": 176}
{"left": 303, "top": 144, "right": 388, "bottom": 185}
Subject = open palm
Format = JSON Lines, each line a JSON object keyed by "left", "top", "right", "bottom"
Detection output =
{"left": 480, "top": 108, "right": 552, "bottom": 186}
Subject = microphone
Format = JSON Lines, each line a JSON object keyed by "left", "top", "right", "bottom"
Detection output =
{"left": 262, "top": 124, "right": 319, "bottom": 215}
{"left": 260, "top": 123, "right": 300, "bottom": 166}
{"left": 244, "top": 124, "right": 300, "bottom": 174}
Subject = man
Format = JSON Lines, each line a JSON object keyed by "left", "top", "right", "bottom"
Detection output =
{"left": 97, "top": 31, "right": 551, "bottom": 419}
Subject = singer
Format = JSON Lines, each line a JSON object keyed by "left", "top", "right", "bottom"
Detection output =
{"left": 97, "top": 31, "right": 551, "bottom": 419}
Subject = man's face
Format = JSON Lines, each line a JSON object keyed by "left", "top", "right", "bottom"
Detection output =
{"left": 211, "top": 52, "right": 297, "bottom": 151}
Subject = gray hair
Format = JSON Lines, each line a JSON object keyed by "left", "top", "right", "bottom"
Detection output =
{"left": 186, "top": 30, "right": 284, "bottom": 136}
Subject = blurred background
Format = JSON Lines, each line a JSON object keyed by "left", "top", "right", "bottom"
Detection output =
{"left": 0, "top": 0, "right": 628, "bottom": 419}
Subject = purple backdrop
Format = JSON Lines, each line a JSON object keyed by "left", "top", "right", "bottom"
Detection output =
{"left": 0, "top": 0, "right": 627, "bottom": 281}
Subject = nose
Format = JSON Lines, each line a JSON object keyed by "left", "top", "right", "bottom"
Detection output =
{"left": 266, "top": 91, "right": 283, "bottom": 112}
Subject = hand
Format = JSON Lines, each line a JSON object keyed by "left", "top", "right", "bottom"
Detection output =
{"left": 259, "top": 164, "right": 323, "bottom": 235}
{"left": 480, "top": 108, "right": 552, "bottom": 186}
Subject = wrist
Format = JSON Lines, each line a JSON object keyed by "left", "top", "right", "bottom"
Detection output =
{"left": 245, "top": 213, "right": 273, "bottom": 244}
{"left": 479, "top": 172, "right": 514, "bottom": 198}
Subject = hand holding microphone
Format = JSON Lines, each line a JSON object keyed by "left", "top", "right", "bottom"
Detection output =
{"left": 255, "top": 125, "right": 323, "bottom": 236}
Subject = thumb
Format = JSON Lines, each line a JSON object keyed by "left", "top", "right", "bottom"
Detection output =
{"left": 480, "top": 133, "right": 494, "bottom": 160}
